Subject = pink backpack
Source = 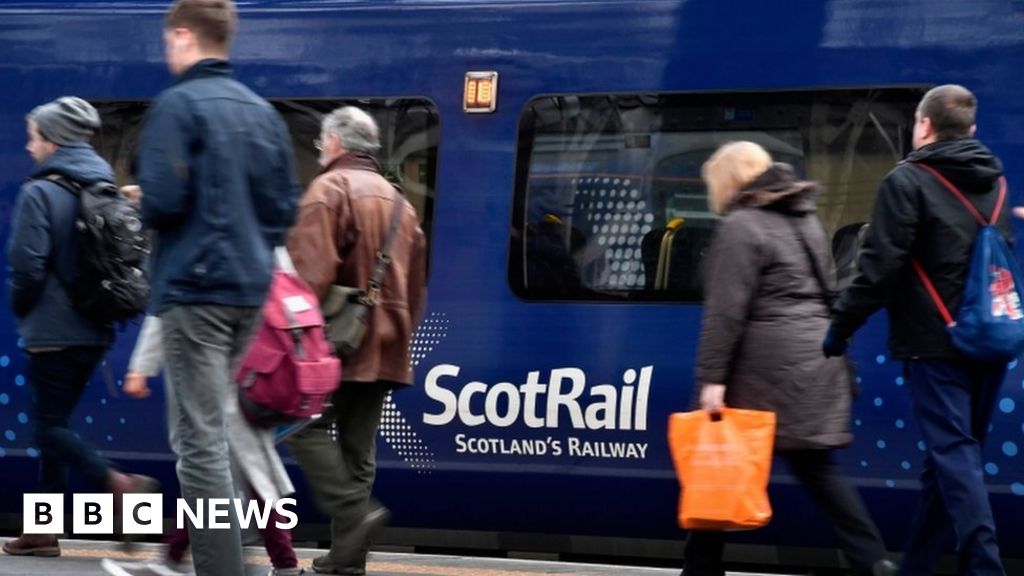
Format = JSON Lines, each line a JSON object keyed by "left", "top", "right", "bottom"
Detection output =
{"left": 236, "top": 259, "right": 341, "bottom": 427}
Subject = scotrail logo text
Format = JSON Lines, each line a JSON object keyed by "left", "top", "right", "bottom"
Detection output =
{"left": 423, "top": 365, "right": 653, "bottom": 430}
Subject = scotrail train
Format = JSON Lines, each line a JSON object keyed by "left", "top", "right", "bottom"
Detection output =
{"left": 1, "top": 0, "right": 1024, "bottom": 572}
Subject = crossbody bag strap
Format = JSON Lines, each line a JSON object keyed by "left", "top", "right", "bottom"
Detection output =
{"left": 788, "top": 215, "right": 859, "bottom": 392}
{"left": 908, "top": 163, "right": 1009, "bottom": 327}
{"left": 361, "top": 185, "right": 406, "bottom": 306}
{"left": 786, "top": 215, "right": 836, "bottom": 308}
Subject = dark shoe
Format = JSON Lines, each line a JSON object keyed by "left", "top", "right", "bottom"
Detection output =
{"left": 327, "top": 507, "right": 390, "bottom": 568}
{"left": 311, "top": 554, "right": 365, "bottom": 575}
{"left": 128, "top": 473, "right": 161, "bottom": 494}
{"left": 110, "top": 473, "right": 161, "bottom": 549}
{"left": 2, "top": 534, "right": 60, "bottom": 557}
{"left": 873, "top": 559, "right": 898, "bottom": 576}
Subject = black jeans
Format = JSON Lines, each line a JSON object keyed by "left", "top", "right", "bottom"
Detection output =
{"left": 28, "top": 346, "right": 110, "bottom": 493}
{"left": 684, "top": 449, "right": 886, "bottom": 576}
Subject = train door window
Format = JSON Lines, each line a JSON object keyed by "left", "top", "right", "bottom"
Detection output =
{"left": 509, "top": 89, "right": 924, "bottom": 302}
{"left": 89, "top": 98, "right": 439, "bottom": 269}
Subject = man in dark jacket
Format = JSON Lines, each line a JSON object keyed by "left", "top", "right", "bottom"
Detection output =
{"left": 134, "top": 2, "right": 299, "bottom": 575}
{"left": 286, "top": 106, "right": 427, "bottom": 576}
{"left": 3, "top": 97, "right": 155, "bottom": 558}
{"left": 825, "top": 85, "right": 1010, "bottom": 576}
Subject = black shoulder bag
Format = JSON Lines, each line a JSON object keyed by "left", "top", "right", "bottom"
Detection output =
{"left": 320, "top": 189, "right": 405, "bottom": 359}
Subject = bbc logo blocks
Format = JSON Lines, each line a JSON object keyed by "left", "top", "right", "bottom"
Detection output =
{"left": 72, "top": 494, "right": 113, "bottom": 534}
{"left": 23, "top": 493, "right": 163, "bottom": 535}
{"left": 23, "top": 494, "right": 63, "bottom": 535}
{"left": 123, "top": 493, "right": 164, "bottom": 534}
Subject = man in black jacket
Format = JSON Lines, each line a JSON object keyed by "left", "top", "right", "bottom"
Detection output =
{"left": 825, "top": 85, "right": 1009, "bottom": 576}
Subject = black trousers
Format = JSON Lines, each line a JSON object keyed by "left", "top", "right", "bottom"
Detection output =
{"left": 683, "top": 449, "right": 886, "bottom": 576}
{"left": 28, "top": 346, "right": 109, "bottom": 493}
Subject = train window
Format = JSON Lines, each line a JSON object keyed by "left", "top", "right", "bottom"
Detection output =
{"left": 89, "top": 98, "right": 439, "bottom": 266}
{"left": 509, "top": 89, "right": 924, "bottom": 302}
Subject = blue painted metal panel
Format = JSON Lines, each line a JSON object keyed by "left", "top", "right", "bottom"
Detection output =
{"left": 1, "top": 0, "right": 1024, "bottom": 560}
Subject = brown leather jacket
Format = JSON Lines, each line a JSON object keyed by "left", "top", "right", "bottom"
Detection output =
{"left": 287, "top": 153, "right": 427, "bottom": 385}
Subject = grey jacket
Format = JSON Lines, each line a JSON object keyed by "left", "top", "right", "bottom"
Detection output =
{"left": 695, "top": 164, "right": 853, "bottom": 450}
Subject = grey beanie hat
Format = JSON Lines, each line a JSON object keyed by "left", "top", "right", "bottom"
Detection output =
{"left": 28, "top": 96, "right": 101, "bottom": 145}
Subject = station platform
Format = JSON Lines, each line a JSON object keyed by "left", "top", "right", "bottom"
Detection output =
{"left": 0, "top": 539, "right": 792, "bottom": 576}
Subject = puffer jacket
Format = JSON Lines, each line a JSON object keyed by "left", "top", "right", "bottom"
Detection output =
{"left": 696, "top": 164, "right": 853, "bottom": 450}
{"left": 7, "top": 144, "right": 113, "bottom": 349}
{"left": 831, "top": 138, "right": 1010, "bottom": 359}
{"left": 287, "top": 152, "right": 427, "bottom": 386}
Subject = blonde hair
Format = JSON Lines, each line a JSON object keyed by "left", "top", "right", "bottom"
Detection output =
{"left": 702, "top": 141, "right": 773, "bottom": 215}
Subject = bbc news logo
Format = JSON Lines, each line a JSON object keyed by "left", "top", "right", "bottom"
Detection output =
{"left": 24, "top": 494, "right": 297, "bottom": 534}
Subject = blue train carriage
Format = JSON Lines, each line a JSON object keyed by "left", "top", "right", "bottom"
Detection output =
{"left": 1, "top": 0, "right": 1023, "bottom": 571}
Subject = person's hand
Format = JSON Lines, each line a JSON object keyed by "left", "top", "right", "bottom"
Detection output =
{"left": 823, "top": 327, "right": 849, "bottom": 358}
{"left": 700, "top": 383, "right": 726, "bottom": 414}
{"left": 123, "top": 372, "right": 151, "bottom": 399}
{"left": 120, "top": 185, "right": 142, "bottom": 205}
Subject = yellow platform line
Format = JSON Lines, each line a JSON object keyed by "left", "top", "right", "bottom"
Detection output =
{"left": 49, "top": 547, "right": 574, "bottom": 575}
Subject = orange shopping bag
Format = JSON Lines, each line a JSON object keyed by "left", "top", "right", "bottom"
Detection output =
{"left": 667, "top": 407, "right": 776, "bottom": 530}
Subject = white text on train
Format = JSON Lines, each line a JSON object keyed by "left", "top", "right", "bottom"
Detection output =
{"left": 423, "top": 365, "right": 653, "bottom": 431}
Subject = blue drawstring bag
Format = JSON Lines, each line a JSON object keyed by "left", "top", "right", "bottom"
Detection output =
{"left": 912, "top": 164, "right": 1024, "bottom": 361}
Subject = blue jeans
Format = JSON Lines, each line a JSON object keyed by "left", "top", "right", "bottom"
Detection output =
{"left": 901, "top": 359, "right": 1006, "bottom": 576}
{"left": 28, "top": 347, "right": 110, "bottom": 493}
{"left": 162, "top": 305, "right": 261, "bottom": 576}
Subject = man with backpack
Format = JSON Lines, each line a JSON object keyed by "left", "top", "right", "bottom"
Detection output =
{"left": 3, "top": 96, "right": 157, "bottom": 558}
{"left": 133, "top": 1, "right": 300, "bottom": 575}
{"left": 824, "top": 85, "right": 1012, "bottom": 576}
{"left": 286, "top": 106, "right": 427, "bottom": 576}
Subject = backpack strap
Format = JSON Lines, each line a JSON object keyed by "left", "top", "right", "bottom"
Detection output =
{"left": 37, "top": 173, "right": 83, "bottom": 195}
{"left": 909, "top": 163, "right": 1009, "bottom": 327}
{"left": 912, "top": 260, "right": 955, "bottom": 327}
{"left": 911, "top": 162, "right": 1007, "bottom": 226}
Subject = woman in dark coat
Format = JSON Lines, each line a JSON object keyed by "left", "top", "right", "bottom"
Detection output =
{"left": 684, "top": 142, "right": 896, "bottom": 576}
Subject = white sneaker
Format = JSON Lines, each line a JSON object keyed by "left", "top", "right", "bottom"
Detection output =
{"left": 267, "top": 568, "right": 304, "bottom": 576}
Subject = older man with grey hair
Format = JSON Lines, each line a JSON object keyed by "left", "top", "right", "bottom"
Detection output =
{"left": 286, "top": 106, "right": 427, "bottom": 575}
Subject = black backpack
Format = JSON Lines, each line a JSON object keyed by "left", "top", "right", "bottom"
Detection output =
{"left": 42, "top": 175, "right": 150, "bottom": 326}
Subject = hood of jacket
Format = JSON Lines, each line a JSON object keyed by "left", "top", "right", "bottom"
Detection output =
{"left": 30, "top": 142, "right": 114, "bottom": 185}
{"left": 727, "top": 162, "right": 818, "bottom": 215}
{"left": 905, "top": 138, "right": 1003, "bottom": 195}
